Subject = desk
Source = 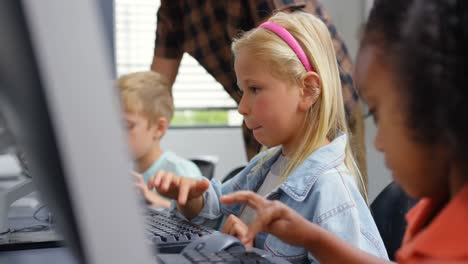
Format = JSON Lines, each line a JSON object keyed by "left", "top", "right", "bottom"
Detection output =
{"left": 0, "top": 247, "right": 77, "bottom": 264}
{"left": 0, "top": 209, "right": 74, "bottom": 264}
{"left": 0, "top": 207, "right": 63, "bottom": 250}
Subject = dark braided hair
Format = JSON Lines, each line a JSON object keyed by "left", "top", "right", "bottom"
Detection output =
{"left": 402, "top": 0, "right": 468, "bottom": 163}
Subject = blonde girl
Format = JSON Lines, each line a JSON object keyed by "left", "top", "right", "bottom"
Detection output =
{"left": 148, "top": 12, "right": 387, "bottom": 263}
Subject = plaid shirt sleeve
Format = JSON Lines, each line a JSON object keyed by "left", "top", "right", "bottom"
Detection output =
{"left": 154, "top": 0, "right": 185, "bottom": 59}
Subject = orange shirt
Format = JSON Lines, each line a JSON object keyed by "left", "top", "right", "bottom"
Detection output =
{"left": 396, "top": 185, "right": 468, "bottom": 264}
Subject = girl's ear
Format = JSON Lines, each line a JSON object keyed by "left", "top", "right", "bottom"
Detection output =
{"left": 152, "top": 117, "right": 169, "bottom": 140}
{"left": 299, "top": 72, "right": 321, "bottom": 112}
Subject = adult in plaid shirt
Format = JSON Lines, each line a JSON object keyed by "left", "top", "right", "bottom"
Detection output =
{"left": 151, "top": 0, "right": 367, "bottom": 187}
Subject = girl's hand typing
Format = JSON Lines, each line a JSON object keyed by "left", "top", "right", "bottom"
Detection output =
{"left": 148, "top": 171, "right": 209, "bottom": 220}
{"left": 221, "top": 191, "right": 314, "bottom": 247}
{"left": 221, "top": 214, "right": 251, "bottom": 247}
{"left": 147, "top": 170, "right": 209, "bottom": 205}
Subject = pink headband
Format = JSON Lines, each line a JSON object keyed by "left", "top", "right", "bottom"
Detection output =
{"left": 259, "top": 21, "right": 314, "bottom": 72}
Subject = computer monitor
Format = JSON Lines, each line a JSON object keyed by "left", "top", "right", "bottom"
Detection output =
{"left": 0, "top": 1, "right": 153, "bottom": 263}
{"left": 0, "top": 114, "right": 16, "bottom": 156}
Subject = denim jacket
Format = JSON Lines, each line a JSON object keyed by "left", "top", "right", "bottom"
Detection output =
{"left": 171, "top": 134, "right": 388, "bottom": 263}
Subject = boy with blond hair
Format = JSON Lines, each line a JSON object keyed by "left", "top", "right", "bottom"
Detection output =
{"left": 118, "top": 71, "right": 201, "bottom": 208}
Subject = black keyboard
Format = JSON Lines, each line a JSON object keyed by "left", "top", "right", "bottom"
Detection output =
{"left": 144, "top": 209, "right": 217, "bottom": 253}
{"left": 156, "top": 250, "right": 291, "bottom": 264}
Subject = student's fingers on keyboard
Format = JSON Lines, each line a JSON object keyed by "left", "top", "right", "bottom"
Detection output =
{"left": 221, "top": 214, "right": 235, "bottom": 234}
{"left": 148, "top": 170, "right": 165, "bottom": 190}
{"left": 178, "top": 179, "right": 191, "bottom": 205}
{"left": 161, "top": 172, "right": 176, "bottom": 192}
{"left": 193, "top": 179, "right": 209, "bottom": 195}
{"left": 147, "top": 176, "right": 154, "bottom": 190}
{"left": 241, "top": 233, "right": 255, "bottom": 248}
{"left": 222, "top": 215, "right": 248, "bottom": 241}
{"left": 231, "top": 221, "right": 248, "bottom": 241}
{"left": 246, "top": 201, "right": 284, "bottom": 242}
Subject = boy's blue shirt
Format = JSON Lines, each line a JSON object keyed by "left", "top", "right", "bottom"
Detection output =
{"left": 170, "top": 134, "right": 388, "bottom": 263}
{"left": 141, "top": 151, "right": 202, "bottom": 182}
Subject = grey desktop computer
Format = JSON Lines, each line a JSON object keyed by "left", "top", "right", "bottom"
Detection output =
{"left": 0, "top": 1, "right": 152, "bottom": 263}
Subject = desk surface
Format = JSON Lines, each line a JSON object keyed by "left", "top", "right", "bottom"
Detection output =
{"left": 1, "top": 210, "right": 63, "bottom": 249}
{"left": 0, "top": 202, "right": 68, "bottom": 263}
{"left": 0, "top": 247, "right": 77, "bottom": 264}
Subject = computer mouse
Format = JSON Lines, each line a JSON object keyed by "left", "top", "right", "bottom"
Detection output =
{"left": 181, "top": 233, "right": 245, "bottom": 253}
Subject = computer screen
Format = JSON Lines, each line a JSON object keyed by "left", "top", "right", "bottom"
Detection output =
{"left": 0, "top": 1, "right": 153, "bottom": 263}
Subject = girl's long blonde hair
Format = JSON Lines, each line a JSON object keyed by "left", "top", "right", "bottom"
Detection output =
{"left": 232, "top": 12, "right": 368, "bottom": 202}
